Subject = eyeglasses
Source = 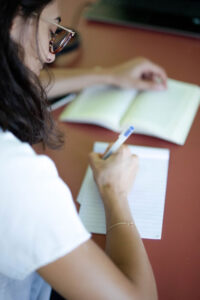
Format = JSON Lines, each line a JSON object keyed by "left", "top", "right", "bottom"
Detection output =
{"left": 41, "top": 17, "right": 75, "bottom": 55}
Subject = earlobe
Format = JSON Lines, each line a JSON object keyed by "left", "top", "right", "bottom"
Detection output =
{"left": 46, "top": 54, "right": 55, "bottom": 64}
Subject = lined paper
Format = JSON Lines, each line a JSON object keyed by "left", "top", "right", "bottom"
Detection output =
{"left": 78, "top": 142, "right": 170, "bottom": 239}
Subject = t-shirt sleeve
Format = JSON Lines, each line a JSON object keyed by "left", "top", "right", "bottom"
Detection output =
{"left": 0, "top": 152, "right": 91, "bottom": 280}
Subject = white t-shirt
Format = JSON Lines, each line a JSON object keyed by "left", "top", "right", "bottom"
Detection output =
{"left": 0, "top": 130, "right": 91, "bottom": 300}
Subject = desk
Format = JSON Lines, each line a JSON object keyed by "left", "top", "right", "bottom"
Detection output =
{"left": 45, "top": 1, "right": 200, "bottom": 299}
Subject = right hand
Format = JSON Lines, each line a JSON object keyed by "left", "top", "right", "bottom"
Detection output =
{"left": 89, "top": 145, "right": 139, "bottom": 200}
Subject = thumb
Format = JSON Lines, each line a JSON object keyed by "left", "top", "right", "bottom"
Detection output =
{"left": 88, "top": 152, "right": 102, "bottom": 166}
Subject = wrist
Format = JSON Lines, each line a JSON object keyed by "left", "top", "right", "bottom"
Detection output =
{"left": 99, "top": 184, "right": 127, "bottom": 202}
{"left": 99, "top": 184, "right": 133, "bottom": 221}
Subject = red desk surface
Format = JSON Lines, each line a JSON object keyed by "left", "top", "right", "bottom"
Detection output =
{"left": 42, "top": 1, "right": 200, "bottom": 299}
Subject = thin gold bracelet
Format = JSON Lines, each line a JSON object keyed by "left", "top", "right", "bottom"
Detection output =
{"left": 107, "top": 222, "right": 134, "bottom": 233}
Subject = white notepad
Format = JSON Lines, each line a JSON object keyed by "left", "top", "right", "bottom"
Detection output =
{"left": 78, "top": 142, "right": 170, "bottom": 239}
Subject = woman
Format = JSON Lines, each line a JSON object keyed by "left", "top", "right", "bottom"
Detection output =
{"left": 0, "top": 0, "right": 167, "bottom": 299}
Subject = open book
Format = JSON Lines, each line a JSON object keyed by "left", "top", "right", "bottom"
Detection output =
{"left": 78, "top": 142, "right": 170, "bottom": 239}
{"left": 60, "top": 79, "right": 200, "bottom": 145}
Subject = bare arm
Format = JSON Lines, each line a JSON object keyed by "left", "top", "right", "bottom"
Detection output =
{"left": 89, "top": 147, "right": 157, "bottom": 299}
{"left": 40, "top": 66, "right": 111, "bottom": 98}
{"left": 38, "top": 146, "right": 158, "bottom": 300}
{"left": 40, "top": 57, "right": 167, "bottom": 98}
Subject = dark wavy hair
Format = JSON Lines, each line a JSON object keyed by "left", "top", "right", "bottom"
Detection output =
{"left": 0, "top": 0, "right": 64, "bottom": 148}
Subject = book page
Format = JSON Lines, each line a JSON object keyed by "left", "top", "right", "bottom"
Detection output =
{"left": 60, "top": 85, "right": 137, "bottom": 131}
{"left": 78, "top": 142, "right": 170, "bottom": 239}
{"left": 121, "top": 79, "right": 200, "bottom": 144}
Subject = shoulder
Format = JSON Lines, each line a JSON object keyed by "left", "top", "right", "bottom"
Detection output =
{"left": 0, "top": 130, "right": 65, "bottom": 198}
{"left": 0, "top": 130, "right": 75, "bottom": 219}
{"left": 0, "top": 130, "right": 58, "bottom": 175}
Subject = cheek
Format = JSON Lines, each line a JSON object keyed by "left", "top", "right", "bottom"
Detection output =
{"left": 21, "top": 23, "right": 39, "bottom": 67}
{"left": 23, "top": 38, "right": 38, "bottom": 68}
{"left": 23, "top": 33, "right": 44, "bottom": 75}
{"left": 38, "top": 26, "right": 50, "bottom": 61}
{"left": 39, "top": 38, "right": 50, "bottom": 61}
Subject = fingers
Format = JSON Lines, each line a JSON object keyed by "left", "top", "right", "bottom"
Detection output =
{"left": 148, "top": 64, "right": 168, "bottom": 88}
{"left": 88, "top": 152, "right": 101, "bottom": 168}
{"left": 110, "top": 57, "right": 168, "bottom": 92}
{"left": 139, "top": 61, "right": 168, "bottom": 91}
{"left": 115, "top": 144, "right": 132, "bottom": 157}
{"left": 134, "top": 79, "right": 166, "bottom": 91}
{"left": 89, "top": 145, "right": 134, "bottom": 164}
{"left": 89, "top": 146, "right": 139, "bottom": 195}
{"left": 102, "top": 143, "right": 113, "bottom": 158}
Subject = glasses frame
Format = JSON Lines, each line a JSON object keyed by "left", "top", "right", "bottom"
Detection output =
{"left": 41, "top": 16, "right": 76, "bottom": 55}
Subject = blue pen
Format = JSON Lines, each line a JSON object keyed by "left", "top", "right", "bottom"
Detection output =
{"left": 103, "top": 125, "right": 134, "bottom": 159}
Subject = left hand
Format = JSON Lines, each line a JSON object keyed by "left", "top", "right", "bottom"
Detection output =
{"left": 107, "top": 57, "right": 167, "bottom": 91}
